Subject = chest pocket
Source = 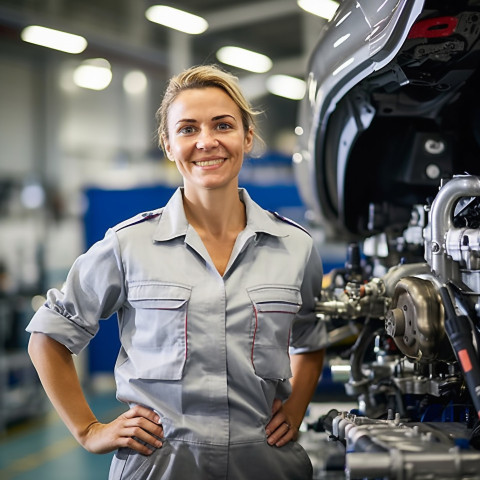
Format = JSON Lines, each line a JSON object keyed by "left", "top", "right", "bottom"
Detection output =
{"left": 127, "top": 282, "right": 191, "bottom": 380}
{"left": 247, "top": 285, "right": 301, "bottom": 380}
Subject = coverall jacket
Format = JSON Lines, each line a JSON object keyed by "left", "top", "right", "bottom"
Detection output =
{"left": 27, "top": 188, "right": 326, "bottom": 480}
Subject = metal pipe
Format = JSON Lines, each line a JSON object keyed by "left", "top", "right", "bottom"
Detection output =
{"left": 428, "top": 175, "right": 480, "bottom": 283}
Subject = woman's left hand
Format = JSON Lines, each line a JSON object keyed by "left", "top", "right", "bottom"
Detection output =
{"left": 265, "top": 398, "right": 299, "bottom": 447}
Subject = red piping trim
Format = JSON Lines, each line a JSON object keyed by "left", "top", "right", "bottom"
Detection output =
{"left": 251, "top": 306, "right": 258, "bottom": 370}
{"left": 185, "top": 311, "right": 188, "bottom": 359}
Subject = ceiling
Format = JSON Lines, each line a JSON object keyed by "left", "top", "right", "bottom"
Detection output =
{"left": 0, "top": 0, "right": 328, "bottom": 149}
{"left": 0, "top": 0, "right": 326, "bottom": 78}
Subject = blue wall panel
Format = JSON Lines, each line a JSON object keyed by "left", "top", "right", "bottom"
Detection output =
{"left": 84, "top": 185, "right": 176, "bottom": 376}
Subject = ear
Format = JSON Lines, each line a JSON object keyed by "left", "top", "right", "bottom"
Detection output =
{"left": 244, "top": 126, "right": 254, "bottom": 154}
{"left": 163, "top": 134, "right": 175, "bottom": 162}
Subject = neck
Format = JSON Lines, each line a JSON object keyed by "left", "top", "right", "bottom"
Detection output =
{"left": 182, "top": 185, "right": 246, "bottom": 237}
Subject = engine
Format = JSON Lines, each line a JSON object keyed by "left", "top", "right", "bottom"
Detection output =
{"left": 313, "top": 176, "right": 480, "bottom": 479}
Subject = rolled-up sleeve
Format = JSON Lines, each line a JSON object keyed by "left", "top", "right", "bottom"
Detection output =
{"left": 26, "top": 229, "right": 126, "bottom": 355}
{"left": 289, "top": 242, "right": 326, "bottom": 354}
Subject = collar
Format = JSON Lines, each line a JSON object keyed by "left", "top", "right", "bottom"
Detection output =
{"left": 152, "top": 187, "right": 287, "bottom": 242}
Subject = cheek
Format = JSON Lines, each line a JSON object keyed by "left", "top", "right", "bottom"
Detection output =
{"left": 168, "top": 141, "right": 187, "bottom": 160}
{"left": 170, "top": 146, "right": 193, "bottom": 172}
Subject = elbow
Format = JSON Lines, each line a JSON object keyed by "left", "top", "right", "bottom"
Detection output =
{"left": 28, "top": 332, "right": 70, "bottom": 365}
{"left": 28, "top": 332, "right": 48, "bottom": 366}
{"left": 28, "top": 332, "right": 40, "bottom": 359}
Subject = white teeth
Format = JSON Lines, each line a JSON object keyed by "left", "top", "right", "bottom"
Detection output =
{"left": 195, "top": 159, "right": 224, "bottom": 167}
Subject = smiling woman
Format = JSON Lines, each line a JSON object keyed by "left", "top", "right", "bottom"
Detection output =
{"left": 26, "top": 64, "right": 327, "bottom": 480}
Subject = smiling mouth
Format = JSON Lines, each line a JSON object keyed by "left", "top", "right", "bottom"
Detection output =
{"left": 194, "top": 159, "right": 225, "bottom": 167}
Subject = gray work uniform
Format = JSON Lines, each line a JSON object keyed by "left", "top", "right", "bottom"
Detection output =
{"left": 27, "top": 188, "right": 326, "bottom": 480}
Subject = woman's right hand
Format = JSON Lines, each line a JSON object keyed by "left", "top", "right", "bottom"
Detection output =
{"left": 80, "top": 405, "right": 164, "bottom": 455}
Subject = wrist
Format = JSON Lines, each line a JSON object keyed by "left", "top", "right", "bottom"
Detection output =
{"left": 74, "top": 419, "right": 101, "bottom": 447}
{"left": 282, "top": 400, "right": 306, "bottom": 430}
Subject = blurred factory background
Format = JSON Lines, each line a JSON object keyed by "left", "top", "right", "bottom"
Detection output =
{"left": 0, "top": 1, "right": 348, "bottom": 478}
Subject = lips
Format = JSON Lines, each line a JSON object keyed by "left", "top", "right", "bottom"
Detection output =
{"left": 194, "top": 158, "right": 225, "bottom": 167}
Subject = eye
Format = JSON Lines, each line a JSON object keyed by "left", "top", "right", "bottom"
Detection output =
{"left": 178, "top": 125, "right": 195, "bottom": 135}
{"left": 216, "top": 122, "right": 233, "bottom": 131}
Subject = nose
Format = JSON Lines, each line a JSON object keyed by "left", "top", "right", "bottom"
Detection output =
{"left": 196, "top": 129, "right": 219, "bottom": 150}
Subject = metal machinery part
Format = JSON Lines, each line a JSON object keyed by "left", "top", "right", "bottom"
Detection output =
{"left": 385, "top": 276, "right": 447, "bottom": 363}
{"left": 332, "top": 412, "right": 480, "bottom": 480}
{"left": 313, "top": 175, "right": 480, "bottom": 479}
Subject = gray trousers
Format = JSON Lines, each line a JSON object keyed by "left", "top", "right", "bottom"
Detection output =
{"left": 109, "top": 438, "right": 313, "bottom": 480}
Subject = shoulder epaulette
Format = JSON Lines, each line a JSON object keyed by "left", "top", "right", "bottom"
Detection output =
{"left": 115, "top": 209, "right": 163, "bottom": 233}
{"left": 268, "top": 210, "right": 311, "bottom": 236}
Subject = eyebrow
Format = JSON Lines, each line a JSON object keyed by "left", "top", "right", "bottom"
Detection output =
{"left": 175, "top": 114, "right": 236, "bottom": 126}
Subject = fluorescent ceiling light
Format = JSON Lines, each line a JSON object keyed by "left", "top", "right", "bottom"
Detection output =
{"left": 123, "top": 70, "right": 148, "bottom": 95}
{"left": 145, "top": 5, "right": 208, "bottom": 34}
{"left": 21, "top": 25, "right": 87, "bottom": 54}
{"left": 297, "top": 0, "right": 339, "bottom": 21}
{"left": 266, "top": 75, "right": 306, "bottom": 100}
{"left": 74, "top": 58, "right": 112, "bottom": 91}
{"left": 216, "top": 46, "right": 272, "bottom": 73}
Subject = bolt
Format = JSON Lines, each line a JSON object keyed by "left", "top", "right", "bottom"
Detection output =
{"left": 425, "top": 139, "right": 445, "bottom": 155}
{"left": 425, "top": 163, "right": 440, "bottom": 179}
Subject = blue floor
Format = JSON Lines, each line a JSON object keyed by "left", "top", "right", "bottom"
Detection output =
{"left": 0, "top": 391, "right": 123, "bottom": 480}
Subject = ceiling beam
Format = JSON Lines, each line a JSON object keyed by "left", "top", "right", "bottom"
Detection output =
{"left": 205, "top": 0, "right": 299, "bottom": 32}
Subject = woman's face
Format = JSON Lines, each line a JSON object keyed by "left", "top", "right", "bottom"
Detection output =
{"left": 163, "top": 87, "right": 253, "bottom": 193}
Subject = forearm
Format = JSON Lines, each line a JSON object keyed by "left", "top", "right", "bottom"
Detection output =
{"left": 285, "top": 349, "right": 325, "bottom": 426}
{"left": 28, "top": 332, "right": 98, "bottom": 444}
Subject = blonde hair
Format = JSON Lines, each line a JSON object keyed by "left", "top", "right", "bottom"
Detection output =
{"left": 156, "top": 64, "right": 262, "bottom": 154}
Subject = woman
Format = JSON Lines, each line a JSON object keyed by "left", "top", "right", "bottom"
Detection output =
{"left": 27, "top": 64, "right": 326, "bottom": 479}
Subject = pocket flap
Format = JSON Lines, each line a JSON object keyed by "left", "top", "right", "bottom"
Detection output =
{"left": 128, "top": 282, "right": 191, "bottom": 309}
{"left": 247, "top": 285, "right": 301, "bottom": 314}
